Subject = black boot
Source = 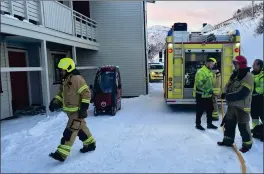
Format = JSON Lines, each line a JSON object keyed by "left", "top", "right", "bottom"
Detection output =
{"left": 217, "top": 141, "right": 233, "bottom": 147}
{"left": 80, "top": 143, "right": 96, "bottom": 153}
{"left": 207, "top": 123, "right": 218, "bottom": 129}
{"left": 196, "top": 125, "right": 205, "bottom": 131}
{"left": 239, "top": 146, "right": 251, "bottom": 153}
{"left": 49, "top": 151, "right": 65, "bottom": 162}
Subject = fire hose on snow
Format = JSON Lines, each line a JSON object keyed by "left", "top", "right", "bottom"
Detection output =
{"left": 220, "top": 99, "right": 247, "bottom": 174}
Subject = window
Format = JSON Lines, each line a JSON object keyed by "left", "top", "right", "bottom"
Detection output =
{"left": 98, "top": 71, "right": 115, "bottom": 93}
{"left": 52, "top": 53, "right": 66, "bottom": 85}
{"left": 150, "top": 65, "right": 164, "bottom": 70}
{"left": 0, "top": 76, "right": 3, "bottom": 93}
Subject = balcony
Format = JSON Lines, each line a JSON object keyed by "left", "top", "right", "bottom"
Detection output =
{"left": 1, "top": 1, "right": 99, "bottom": 50}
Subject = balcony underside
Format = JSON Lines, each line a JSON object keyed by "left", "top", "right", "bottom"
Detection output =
{"left": 1, "top": 15, "right": 99, "bottom": 50}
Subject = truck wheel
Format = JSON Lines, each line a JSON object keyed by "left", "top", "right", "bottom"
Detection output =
{"left": 111, "top": 106, "right": 117, "bottom": 116}
{"left": 94, "top": 108, "right": 98, "bottom": 116}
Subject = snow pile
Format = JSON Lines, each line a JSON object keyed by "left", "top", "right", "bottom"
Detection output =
{"left": 1, "top": 83, "right": 263, "bottom": 173}
{"left": 208, "top": 15, "right": 263, "bottom": 66}
{"left": 147, "top": 25, "right": 170, "bottom": 60}
{"left": 148, "top": 25, "right": 170, "bottom": 46}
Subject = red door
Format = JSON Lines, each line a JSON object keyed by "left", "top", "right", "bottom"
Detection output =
{"left": 8, "top": 51, "right": 29, "bottom": 111}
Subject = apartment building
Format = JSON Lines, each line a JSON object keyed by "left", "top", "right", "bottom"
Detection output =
{"left": 0, "top": 1, "right": 150, "bottom": 119}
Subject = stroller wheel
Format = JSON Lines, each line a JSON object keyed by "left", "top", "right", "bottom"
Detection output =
{"left": 111, "top": 106, "right": 117, "bottom": 116}
{"left": 94, "top": 108, "right": 98, "bottom": 116}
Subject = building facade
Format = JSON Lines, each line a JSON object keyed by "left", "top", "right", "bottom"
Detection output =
{"left": 0, "top": 1, "right": 149, "bottom": 119}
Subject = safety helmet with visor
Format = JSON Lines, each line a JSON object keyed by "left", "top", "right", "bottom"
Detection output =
{"left": 58, "top": 58, "right": 76, "bottom": 73}
{"left": 207, "top": 57, "right": 217, "bottom": 69}
{"left": 233, "top": 55, "right": 248, "bottom": 69}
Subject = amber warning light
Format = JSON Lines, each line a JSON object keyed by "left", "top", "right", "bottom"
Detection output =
{"left": 168, "top": 49, "right": 173, "bottom": 53}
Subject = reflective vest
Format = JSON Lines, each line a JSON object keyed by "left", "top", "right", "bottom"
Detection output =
{"left": 252, "top": 70, "right": 264, "bottom": 96}
{"left": 54, "top": 74, "right": 91, "bottom": 113}
{"left": 193, "top": 65, "right": 214, "bottom": 98}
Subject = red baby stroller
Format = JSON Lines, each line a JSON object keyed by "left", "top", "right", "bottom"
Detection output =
{"left": 92, "top": 65, "right": 122, "bottom": 116}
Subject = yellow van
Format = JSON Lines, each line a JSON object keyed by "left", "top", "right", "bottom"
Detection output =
{"left": 149, "top": 63, "right": 164, "bottom": 82}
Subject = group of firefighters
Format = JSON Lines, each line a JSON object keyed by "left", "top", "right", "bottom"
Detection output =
{"left": 193, "top": 56, "right": 263, "bottom": 153}
{"left": 47, "top": 55, "right": 263, "bottom": 162}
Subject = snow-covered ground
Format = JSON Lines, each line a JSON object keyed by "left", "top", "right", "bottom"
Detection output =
{"left": 1, "top": 83, "right": 263, "bottom": 173}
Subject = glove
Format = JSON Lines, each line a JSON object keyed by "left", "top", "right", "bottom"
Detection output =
{"left": 78, "top": 109, "right": 88, "bottom": 119}
{"left": 207, "top": 90, "right": 214, "bottom": 95}
{"left": 78, "top": 103, "right": 89, "bottom": 119}
{"left": 49, "top": 98, "right": 62, "bottom": 112}
{"left": 221, "top": 93, "right": 226, "bottom": 99}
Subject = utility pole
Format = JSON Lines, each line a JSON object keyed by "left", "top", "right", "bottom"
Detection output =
{"left": 252, "top": 1, "right": 255, "bottom": 18}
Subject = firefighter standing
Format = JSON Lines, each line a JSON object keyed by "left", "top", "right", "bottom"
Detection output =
{"left": 251, "top": 59, "right": 264, "bottom": 129}
{"left": 193, "top": 58, "right": 218, "bottom": 130}
{"left": 212, "top": 69, "right": 221, "bottom": 121}
{"left": 218, "top": 55, "right": 253, "bottom": 153}
{"left": 49, "top": 58, "right": 96, "bottom": 162}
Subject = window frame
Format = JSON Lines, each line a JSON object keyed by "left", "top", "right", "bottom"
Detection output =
{"left": 52, "top": 53, "right": 67, "bottom": 85}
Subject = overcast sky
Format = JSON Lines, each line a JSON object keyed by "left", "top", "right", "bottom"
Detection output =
{"left": 147, "top": 1, "right": 256, "bottom": 31}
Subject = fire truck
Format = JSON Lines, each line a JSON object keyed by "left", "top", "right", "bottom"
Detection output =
{"left": 162, "top": 22, "right": 240, "bottom": 104}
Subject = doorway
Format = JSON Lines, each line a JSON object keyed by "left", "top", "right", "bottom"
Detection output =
{"left": 72, "top": 1, "right": 90, "bottom": 18}
{"left": 8, "top": 51, "right": 30, "bottom": 111}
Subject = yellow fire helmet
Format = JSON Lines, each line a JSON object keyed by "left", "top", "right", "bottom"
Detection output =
{"left": 58, "top": 58, "right": 75, "bottom": 73}
{"left": 208, "top": 57, "right": 217, "bottom": 64}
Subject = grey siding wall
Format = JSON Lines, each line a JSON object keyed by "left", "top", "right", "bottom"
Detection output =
{"left": 0, "top": 41, "right": 12, "bottom": 119}
{"left": 27, "top": 45, "right": 43, "bottom": 105}
{"left": 76, "top": 1, "right": 147, "bottom": 97}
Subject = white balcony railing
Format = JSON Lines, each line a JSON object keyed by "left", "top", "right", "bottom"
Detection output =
{"left": 1, "top": 1, "right": 97, "bottom": 42}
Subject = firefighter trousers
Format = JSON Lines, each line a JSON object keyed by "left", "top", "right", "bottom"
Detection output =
{"left": 222, "top": 106, "right": 252, "bottom": 149}
{"left": 251, "top": 95, "right": 264, "bottom": 128}
{"left": 212, "top": 96, "right": 219, "bottom": 120}
{"left": 195, "top": 95, "right": 213, "bottom": 125}
{"left": 56, "top": 112, "right": 95, "bottom": 159}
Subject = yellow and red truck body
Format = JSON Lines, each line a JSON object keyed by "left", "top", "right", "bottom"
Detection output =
{"left": 163, "top": 27, "right": 240, "bottom": 105}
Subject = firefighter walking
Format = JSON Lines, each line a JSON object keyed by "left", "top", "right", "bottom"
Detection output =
{"left": 49, "top": 58, "right": 96, "bottom": 162}
{"left": 193, "top": 58, "right": 218, "bottom": 131}
{"left": 218, "top": 55, "right": 254, "bottom": 153}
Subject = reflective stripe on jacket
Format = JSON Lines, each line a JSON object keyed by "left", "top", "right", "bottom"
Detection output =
{"left": 193, "top": 65, "right": 214, "bottom": 98}
{"left": 55, "top": 74, "right": 91, "bottom": 113}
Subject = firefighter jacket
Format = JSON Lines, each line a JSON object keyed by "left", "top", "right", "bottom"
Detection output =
{"left": 252, "top": 70, "right": 264, "bottom": 96}
{"left": 193, "top": 65, "right": 214, "bottom": 98}
{"left": 54, "top": 74, "right": 91, "bottom": 113}
{"left": 225, "top": 71, "right": 254, "bottom": 114}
